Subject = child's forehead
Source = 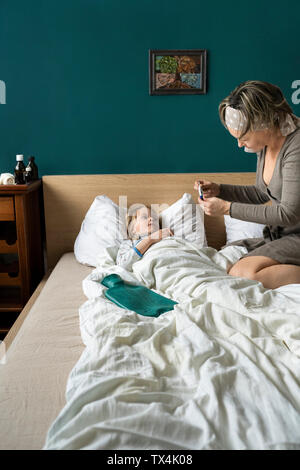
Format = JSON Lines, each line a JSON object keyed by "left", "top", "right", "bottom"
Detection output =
{"left": 136, "top": 206, "right": 151, "bottom": 216}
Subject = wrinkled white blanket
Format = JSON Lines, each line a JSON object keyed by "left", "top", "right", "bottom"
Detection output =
{"left": 44, "top": 238, "right": 300, "bottom": 450}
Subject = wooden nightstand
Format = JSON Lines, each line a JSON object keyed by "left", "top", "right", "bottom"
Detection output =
{"left": 0, "top": 180, "right": 45, "bottom": 338}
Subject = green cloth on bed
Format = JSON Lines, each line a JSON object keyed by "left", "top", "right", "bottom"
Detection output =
{"left": 101, "top": 274, "right": 177, "bottom": 317}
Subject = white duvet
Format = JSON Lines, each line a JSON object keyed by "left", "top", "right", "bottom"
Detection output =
{"left": 44, "top": 238, "right": 300, "bottom": 450}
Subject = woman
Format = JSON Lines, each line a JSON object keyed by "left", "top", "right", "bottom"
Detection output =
{"left": 195, "top": 80, "right": 300, "bottom": 289}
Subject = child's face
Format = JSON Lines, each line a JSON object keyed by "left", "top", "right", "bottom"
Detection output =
{"left": 134, "top": 207, "right": 159, "bottom": 236}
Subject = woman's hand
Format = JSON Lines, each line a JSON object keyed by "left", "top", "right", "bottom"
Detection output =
{"left": 194, "top": 179, "right": 220, "bottom": 199}
{"left": 198, "top": 197, "right": 231, "bottom": 217}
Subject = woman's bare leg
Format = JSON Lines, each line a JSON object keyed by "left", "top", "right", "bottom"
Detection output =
{"left": 228, "top": 255, "right": 300, "bottom": 289}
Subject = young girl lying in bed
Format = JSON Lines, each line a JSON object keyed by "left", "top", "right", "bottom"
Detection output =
{"left": 116, "top": 204, "right": 173, "bottom": 270}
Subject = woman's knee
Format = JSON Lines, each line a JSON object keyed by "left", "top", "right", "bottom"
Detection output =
{"left": 228, "top": 256, "right": 279, "bottom": 281}
{"left": 228, "top": 261, "right": 255, "bottom": 280}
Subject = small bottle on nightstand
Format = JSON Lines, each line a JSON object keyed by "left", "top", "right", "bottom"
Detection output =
{"left": 14, "top": 154, "right": 26, "bottom": 184}
{"left": 24, "top": 163, "right": 32, "bottom": 183}
{"left": 27, "top": 156, "right": 39, "bottom": 180}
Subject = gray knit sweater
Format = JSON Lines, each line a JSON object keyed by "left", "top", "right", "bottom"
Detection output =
{"left": 219, "top": 127, "right": 300, "bottom": 234}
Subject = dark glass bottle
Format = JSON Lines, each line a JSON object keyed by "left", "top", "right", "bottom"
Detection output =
{"left": 27, "top": 156, "right": 39, "bottom": 180}
{"left": 24, "top": 163, "right": 32, "bottom": 183}
{"left": 14, "top": 155, "right": 26, "bottom": 184}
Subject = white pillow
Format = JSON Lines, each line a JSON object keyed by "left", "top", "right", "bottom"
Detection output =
{"left": 224, "top": 215, "right": 265, "bottom": 244}
{"left": 74, "top": 193, "right": 207, "bottom": 267}
{"left": 74, "top": 195, "right": 127, "bottom": 266}
{"left": 160, "top": 193, "right": 207, "bottom": 247}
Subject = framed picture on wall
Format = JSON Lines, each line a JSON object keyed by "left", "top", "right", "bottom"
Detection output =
{"left": 149, "top": 49, "right": 207, "bottom": 95}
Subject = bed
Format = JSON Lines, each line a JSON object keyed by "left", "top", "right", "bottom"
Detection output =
{"left": 0, "top": 172, "right": 300, "bottom": 451}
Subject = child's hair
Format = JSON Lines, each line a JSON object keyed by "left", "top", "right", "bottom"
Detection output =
{"left": 127, "top": 203, "right": 158, "bottom": 240}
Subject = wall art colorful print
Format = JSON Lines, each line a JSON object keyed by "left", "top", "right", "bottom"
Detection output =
{"left": 149, "top": 49, "right": 207, "bottom": 95}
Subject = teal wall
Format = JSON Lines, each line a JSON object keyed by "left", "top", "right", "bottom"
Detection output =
{"left": 0, "top": 0, "right": 299, "bottom": 176}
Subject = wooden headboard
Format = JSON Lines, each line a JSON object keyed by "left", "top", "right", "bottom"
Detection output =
{"left": 42, "top": 173, "right": 256, "bottom": 270}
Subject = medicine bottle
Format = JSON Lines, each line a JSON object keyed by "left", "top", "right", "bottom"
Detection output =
{"left": 27, "top": 156, "right": 39, "bottom": 180}
{"left": 14, "top": 155, "right": 26, "bottom": 184}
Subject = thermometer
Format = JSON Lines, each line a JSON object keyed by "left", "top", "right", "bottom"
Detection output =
{"left": 198, "top": 183, "right": 204, "bottom": 200}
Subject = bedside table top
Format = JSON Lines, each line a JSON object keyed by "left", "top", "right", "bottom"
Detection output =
{"left": 0, "top": 179, "right": 41, "bottom": 195}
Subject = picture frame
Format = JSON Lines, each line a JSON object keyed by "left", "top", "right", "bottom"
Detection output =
{"left": 149, "top": 49, "right": 207, "bottom": 95}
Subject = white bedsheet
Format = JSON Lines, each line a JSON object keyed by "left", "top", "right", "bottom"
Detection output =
{"left": 44, "top": 238, "right": 300, "bottom": 450}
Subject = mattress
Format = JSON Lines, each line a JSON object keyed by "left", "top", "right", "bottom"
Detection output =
{"left": 0, "top": 253, "right": 92, "bottom": 450}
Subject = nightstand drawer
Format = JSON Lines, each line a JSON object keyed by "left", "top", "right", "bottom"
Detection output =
{"left": 0, "top": 197, "right": 15, "bottom": 221}
{"left": 0, "top": 240, "right": 18, "bottom": 253}
{"left": 0, "top": 272, "right": 21, "bottom": 286}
